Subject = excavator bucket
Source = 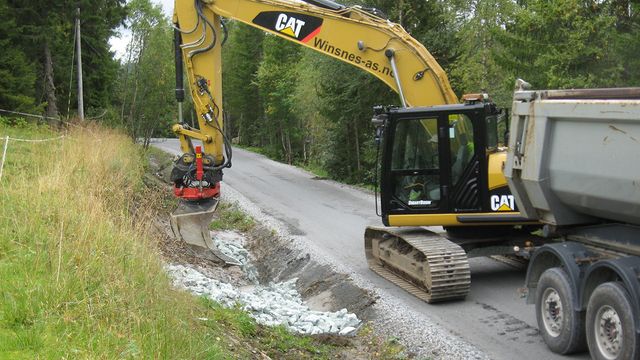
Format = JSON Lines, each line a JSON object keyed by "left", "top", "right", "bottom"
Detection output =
{"left": 170, "top": 198, "right": 241, "bottom": 265}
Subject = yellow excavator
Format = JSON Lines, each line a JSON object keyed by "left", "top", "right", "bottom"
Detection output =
{"left": 170, "top": 0, "right": 540, "bottom": 302}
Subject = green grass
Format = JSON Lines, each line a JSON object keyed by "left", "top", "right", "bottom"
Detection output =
{"left": 0, "top": 123, "right": 228, "bottom": 358}
{"left": 0, "top": 122, "right": 353, "bottom": 359}
{"left": 209, "top": 202, "right": 255, "bottom": 232}
{"left": 300, "top": 161, "right": 330, "bottom": 179}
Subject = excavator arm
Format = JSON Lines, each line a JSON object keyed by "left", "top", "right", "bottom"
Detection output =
{"left": 169, "top": 0, "right": 458, "bottom": 264}
{"left": 172, "top": 0, "right": 457, "bottom": 160}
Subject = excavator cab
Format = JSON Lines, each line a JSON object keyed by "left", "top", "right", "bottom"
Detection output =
{"left": 376, "top": 101, "right": 520, "bottom": 228}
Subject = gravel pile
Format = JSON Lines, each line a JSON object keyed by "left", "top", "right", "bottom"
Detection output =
{"left": 212, "top": 231, "right": 259, "bottom": 283}
{"left": 166, "top": 232, "right": 360, "bottom": 336}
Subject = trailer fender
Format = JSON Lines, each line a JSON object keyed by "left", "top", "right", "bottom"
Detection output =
{"left": 580, "top": 256, "right": 640, "bottom": 334}
{"left": 525, "top": 242, "right": 594, "bottom": 308}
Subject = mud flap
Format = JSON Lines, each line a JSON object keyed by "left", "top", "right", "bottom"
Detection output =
{"left": 170, "top": 198, "right": 242, "bottom": 265}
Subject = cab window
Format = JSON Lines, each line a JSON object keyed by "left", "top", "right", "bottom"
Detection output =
{"left": 390, "top": 118, "right": 440, "bottom": 208}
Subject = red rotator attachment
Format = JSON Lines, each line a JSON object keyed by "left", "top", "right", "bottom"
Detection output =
{"left": 170, "top": 146, "right": 240, "bottom": 265}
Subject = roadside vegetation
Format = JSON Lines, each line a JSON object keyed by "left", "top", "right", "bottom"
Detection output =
{"left": 0, "top": 121, "right": 226, "bottom": 358}
{"left": 0, "top": 122, "right": 307, "bottom": 358}
{"left": 209, "top": 202, "right": 256, "bottom": 233}
{"left": 0, "top": 121, "right": 407, "bottom": 359}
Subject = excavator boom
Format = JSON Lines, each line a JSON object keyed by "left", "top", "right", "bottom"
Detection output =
{"left": 169, "top": 0, "right": 457, "bottom": 265}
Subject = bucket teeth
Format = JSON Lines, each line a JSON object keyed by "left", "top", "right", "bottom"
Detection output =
{"left": 170, "top": 198, "right": 241, "bottom": 266}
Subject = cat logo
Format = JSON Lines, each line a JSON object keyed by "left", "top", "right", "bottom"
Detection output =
{"left": 491, "top": 195, "right": 515, "bottom": 212}
{"left": 253, "top": 11, "right": 323, "bottom": 43}
{"left": 275, "top": 14, "right": 306, "bottom": 38}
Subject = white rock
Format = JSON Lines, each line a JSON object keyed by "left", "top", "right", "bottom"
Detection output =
{"left": 339, "top": 326, "right": 357, "bottom": 336}
{"left": 165, "top": 261, "right": 360, "bottom": 336}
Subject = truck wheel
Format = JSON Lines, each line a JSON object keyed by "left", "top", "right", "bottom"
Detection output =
{"left": 535, "top": 267, "right": 586, "bottom": 354}
{"left": 586, "top": 282, "right": 638, "bottom": 360}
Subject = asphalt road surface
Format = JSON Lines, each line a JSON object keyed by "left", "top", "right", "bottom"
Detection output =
{"left": 154, "top": 139, "right": 589, "bottom": 360}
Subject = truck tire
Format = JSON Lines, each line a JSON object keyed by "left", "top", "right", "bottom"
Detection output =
{"left": 535, "top": 267, "right": 586, "bottom": 354}
{"left": 586, "top": 282, "right": 638, "bottom": 360}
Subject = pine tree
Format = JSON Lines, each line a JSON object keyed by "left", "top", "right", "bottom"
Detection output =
{"left": 255, "top": 35, "right": 303, "bottom": 164}
{"left": 0, "top": 0, "right": 37, "bottom": 113}
{"left": 6, "top": 0, "right": 126, "bottom": 118}
{"left": 222, "top": 21, "right": 264, "bottom": 146}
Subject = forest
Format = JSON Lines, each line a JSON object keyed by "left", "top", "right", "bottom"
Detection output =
{"left": 1, "top": 0, "right": 638, "bottom": 185}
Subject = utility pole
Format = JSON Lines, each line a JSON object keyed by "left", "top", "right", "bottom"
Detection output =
{"left": 76, "top": 7, "right": 84, "bottom": 121}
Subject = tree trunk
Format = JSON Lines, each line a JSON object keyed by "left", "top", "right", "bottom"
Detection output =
{"left": 128, "top": 78, "right": 139, "bottom": 139}
{"left": 120, "top": 29, "right": 136, "bottom": 124}
{"left": 279, "top": 126, "right": 287, "bottom": 160}
{"left": 286, "top": 132, "right": 292, "bottom": 165}
{"left": 128, "top": 35, "right": 146, "bottom": 140}
{"left": 43, "top": 41, "right": 58, "bottom": 119}
{"left": 346, "top": 122, "right": 352, "bottom": 178}
{"left": 354, "top": 118, "right": 361, "bottom": 172}
{"left": 303, "top": 136, "right": 307, "bottom": 163}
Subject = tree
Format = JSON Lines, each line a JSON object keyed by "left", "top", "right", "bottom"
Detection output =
{"left": 310, "top": 55, "right": 395, "bottom": 183}
{"left": 222, "top": 21, "right": 264, "bottom": 146}
{"left": 0, "top": 0, "right": 37, "bottom": 113}
{"left": 116, "top": 0, "right": 173, "bottom": 145}
{"left": 4, "top": 0, "right": 126, "bottom": 118}
{"left": 449, "top": 0, "right": 517, "bottom": 106}
{"left": 610, "top": 0, "right": 640, "bottom": 85}
{"left": 76, "top": 0, "right": 127, "bottom": 112}
{"left": 255, "top": 35, "right": 302, "bottom": 164}
{"left": 496, "top": 0, "right": 622, "bottom": 90}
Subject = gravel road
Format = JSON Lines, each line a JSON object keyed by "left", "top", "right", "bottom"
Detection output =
{"left": 153, "top": 139, "right": 590, "bottom": 360}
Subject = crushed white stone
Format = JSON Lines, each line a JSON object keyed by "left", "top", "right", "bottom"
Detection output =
{"left": 165, "top": 232, "right": 360, "bottom": 336}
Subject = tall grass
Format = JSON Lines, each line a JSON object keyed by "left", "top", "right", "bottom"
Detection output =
{"left": 0, "top": 125, "right": 223, "bottom": 358}
{"left": 0, "top": 124, "right": 355, "bottom": 359}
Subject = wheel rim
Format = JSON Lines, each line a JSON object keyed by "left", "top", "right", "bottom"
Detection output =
{"left": 541, "top": 287, "right": 563, "bottom": 337}
{"left": 594, "top": 305, "right": 623, "bottom": 359}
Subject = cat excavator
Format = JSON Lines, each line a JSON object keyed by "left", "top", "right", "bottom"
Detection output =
{"left": 170, "top": 0, "right": 540, "bottom": 302}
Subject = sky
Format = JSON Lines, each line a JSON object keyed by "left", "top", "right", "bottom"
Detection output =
{"left": 109, "top": 0, "right": 174, "bottom": 59}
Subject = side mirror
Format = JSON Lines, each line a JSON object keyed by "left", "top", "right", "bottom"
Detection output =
{"left": 375, "top": 126, "right": 384, "bottom": 145}
{"left": 371, "top": 107, "right": 388, "bottom": 146}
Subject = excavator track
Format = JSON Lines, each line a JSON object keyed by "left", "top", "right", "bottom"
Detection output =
{"left": 365, "top": 227, "right": 471, "bottom": 303}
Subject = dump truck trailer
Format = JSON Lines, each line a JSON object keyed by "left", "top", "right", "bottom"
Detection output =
{"left": 505, "top": 85, "right": 640, "bottom": 359}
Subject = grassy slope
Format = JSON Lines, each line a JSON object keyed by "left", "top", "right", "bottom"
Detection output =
{"left": 0, "top": 123, "right": 222, "bottom": 358}
{"left": 0, "top": 123, "right": 345, "bottom": 359}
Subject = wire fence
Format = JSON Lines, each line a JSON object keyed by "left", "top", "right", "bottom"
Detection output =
{"left": 0, "top": 134, "right": 66, "bottom": 182}
{"left": 0, "top": 108, "right": 89, "bottom": 129}
{"left": 0, "top": 108, "right": 61, "bottom": 122}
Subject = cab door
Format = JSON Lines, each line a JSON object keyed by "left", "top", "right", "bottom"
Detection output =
{"left": 380, "top": 106, "right": 486, "bottom": 222}
{"left": 382, "top": 114, "right": 449, "bottom": 216}
{"left": 445, "top": 112, "right": 483, "bottom": 212}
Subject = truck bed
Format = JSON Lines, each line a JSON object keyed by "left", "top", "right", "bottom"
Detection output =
{"left": 505, "top": 87, "right": 640, "bottom": 227}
